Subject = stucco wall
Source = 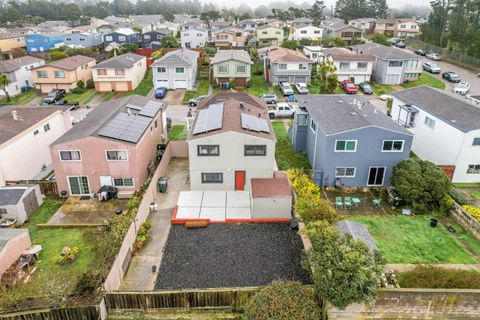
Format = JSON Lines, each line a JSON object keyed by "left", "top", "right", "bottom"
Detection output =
{"left": 0, "top": 230, "right": 31, "bottom": 277}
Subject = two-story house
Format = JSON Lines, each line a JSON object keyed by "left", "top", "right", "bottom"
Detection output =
{"left": 264, "top": 47, "right": 314, "bottom": 85}
{"left": 141, "top": 29, "right": 173, "bottom": 49}
{"left": 103, "top": 28, "right": 140, "bottom": 50}
{"left": 235, "top": 19, "right": 257, "bottom": 36}
{"left": 256, "top": 25, "right": 284, "bottom": 47}
{"left": 0, "top": 106, "right": 72, "bottom": 186}
{"left": 322, "top": 21, "right": 363, "bottom": 44}
{"left": 0, "top": 56, "right": 44, "bottom": 97}
{"left": 63, "top": 32, "right": 103, "bottom": 48}
{"left": 348, "top": 18, "right": 377, "bottom": 34}
{"left": 0, "top": 31, "right": 27, "bottom": 54}
{"left": 92, "top": 53, "right": 146, "bottom": 92}
{"left": 180, "top": 28, "right": 208, "bottom": 48}
{"left": 212, "top": 27, "right": 247, "bottom": 48}
{"left": 350, "top": 43, "right": 422, "bottom": 84}
{"left": 319, "top": 48, "right": 374, "bottom": 83}
{"left": 303, "top": 45, "right": 323, "bottom": 62}
{"left": 24, "top": 32, "right": 66, "bottom": 54}
{"left": 292, "top": 25, "right": 322, "bottom": 41}
{"left": 391, "top": 86, "right": 480, "bottom": 182}
{"left": 292, "top": 17, "right": 313, "bottom": 28}
{"left": 32, "top": 55, "right": 96, "bottom": 93}
{"left": 374, "top": 18, "right": 419, "bottom": 37}
{"left": 151, "top": 48, "right": 199, "bottom": 90}
{"left": 289, "top": 95, "right": 413, "bottom": 187}
{"left": 211, "top": 50, "right": 253, "bottom": 88}
{"left": 50, "top": 95, "right": 166, "bottom": 197}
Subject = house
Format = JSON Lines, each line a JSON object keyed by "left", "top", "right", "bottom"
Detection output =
{"left": 348, "top": 18, "right": 377, "bottom": 33}
{"left": 258, "top": 46, "right": 280, "bottom": 60}
{"left": 289, "top": 95, "right": 413, "bottom": 187}
{"left": 63, "top": 32, "right": 103, "bottom": 48}
{"left": 322, "top": 21, "right": 363, "bottom": 44}
{"left": 50, "top": 95, "right": 167, "bottom": 197}
{"left": 264, "top": 47, "right": 314, "bottom": 84}
{"left": 303, "top": 45, "right": 323, "bottom": 62}
{"left": 256, "top": 25, "right": 284, "bottom": 47}
{"left": 212, "top": 27, "right": 247, "bottom": 47}
{"left": 151, "top": 48, "right": 199, "bottom": 90}
{"left": 0, "top": 229, "right": 31, "bottom": 279}
{"left": 92, "top": 53, "right": 146, "bottom": 92}
{"left": 37, "top": 20, "right": 69, "bottom": 29}
{"left": 292, "top": 25, "right": 322, "bottom": 41}
{"left": 65, "top": 25, "right": 98, "bottom": 34}
{"left": 0, "top": 185, "right": 43, "bottom": 224}
{"left": 211, "top": 20, "right": 231, "bottom": 33}
{"left": 374, "top": 18, "right": 419, "bottom": 37}
{"left": 319, "top": 47, "right": 374, "bottom": 83}
{"left": 129, "top": 15, "right": 164, "bottom": 31}
{"left": 292, "top": 17, "right": 313, "bottom": 27}
{"left": 263, "top": 19, "right": 287, "bottom": 29}
{"left": 24, "top": 32, "right": 66, "bottom": 54}
{"left": 211, "top": 49, "right": 253, "bottom": 88}
{"left": 0, "top": 56, "right": 45, "bottom": 97}
{"left": 180, "top": 28, "right": 208, "bottom": 48}
{"left": 141, "top": 29, "right": 173, "bottom": 49}
{"left": 182, "top": 21, "right": 204, "bottom": 31}
{"left": 391, "top": 86, "right": 480, "bottom": 183}
{"left": 156, "top": 21, "right": 181, "bottom": 35}
{"left": 102, "top": 28, "right": 140, "bottom": 49}
{"left": 0, "top": 31, "right": 27, "bottom": 54}
{"left": 0, "top": 106, "right": 72, "bottom": 187}
{"left": 350, "top": 43, "right": 422, "bottom": 84}
{"left": 235, "top": 19, "right": 257, "bottom": 35}
{"left": 32, "top": 55, "right": 96, "bottom": 94}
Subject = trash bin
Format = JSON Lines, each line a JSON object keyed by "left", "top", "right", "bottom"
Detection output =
{"left": 430, "top": 218, "right": 438, "bottom": 228}
{"left": 158, "top": 177, "right": 168, "bottom": 193}
{"left": 289, "top": 95, "right": 295, "bottom": 102}
{"left": 225, "top": 82, "right": 231, "bottom": 89}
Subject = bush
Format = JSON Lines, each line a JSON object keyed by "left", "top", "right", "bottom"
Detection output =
{"left": 57, "top": 246, "right": 80, "bottom": 264}
{"left": 448, "top": 187, "right": 468, "bottom": 205}
{"left": 50, "top": 51, "right": 69, "bottom": 60}
{"left": 299, "top": 200, "right": 339, "bottom": 224}
{"left": 245, "top": 280, "right": 321, "bottom": 320}
{"left": 299, "top": 38, "right": 312, "bottom": 46}
{"left": 71, "top": 86, "right": 85, "bottom": 94}
{"left": 205, "top": 46, "right": 217, "bottom": 55}
{"left": 397, "top": 265, "right": 480, "bottom": 289}
{"left": 134, "top": 222, "right": 152, "bottom": 251}
{"left": 86, "top": 79, "right": 94, "bottom": 89}
{"left": 462, "top": 205, "right": 480, "bottom": 221}
{"left": 73, "top": 270, "right": 103, "bottom": 296}
{"left": 76, "top": 80, "right": 85, "bottom": 89}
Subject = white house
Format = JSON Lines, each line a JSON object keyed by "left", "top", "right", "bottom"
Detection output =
{"left": 303, "top": 46, "right": 323, "bottom": 62}
{"left": 151, "top": 48, "right": 199, "bottom": 90}
{"left": 180, "top": 28, "right": 208, "bottom": 49}
{"left": 0, "top": 106, "right": 72, "bottom": 187}
{"left": 292, "top": 25, "right": 322, "bottom": 41}
{"left": 391, "top": 86, "right": 480, "bottom": 183}
{"left": 319, "top": 47, "right": 374, "bottom": 83}
{"left": 0, "top": 56, "right": 44, "bottom": 97}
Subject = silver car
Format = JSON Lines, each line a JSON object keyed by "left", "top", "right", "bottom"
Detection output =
{"left": 295, "top": 82, "right": 309, "bottom": 94}
{"left": 426, "top": 52, "right": 441, "bottom": 61}
{"left": 279, "top": 82, "right": 294, "bottom": 96}
{"left": 259, "top": 93, "right": 277, "bottom": 104}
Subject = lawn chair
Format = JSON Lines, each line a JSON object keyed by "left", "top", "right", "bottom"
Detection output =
{"left": 372, "top": 198, "right": 381, "bottom": 207}
{"left": 335, "top": 197, "right": 343, "bottom": 209}
{"left": 344, "top": 197, "right": 352, "bottom": 209}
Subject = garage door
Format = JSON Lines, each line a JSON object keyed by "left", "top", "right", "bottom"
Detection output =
{"left": 174, "top": 80, "right": 188, "bottom": 89}
{"left": 295, "top": 76, "right": 307, "bottom": 83}
{"left": 97, "top": 82, "right": 112, "bottom": 92}
{"left": 234, "top": 78, "right": 247, "bottom": 88}
{"left": 278, "top": 76, "right": 289, "bottom": 83}
{"left": 353, "top": 75, "right": 366, "bottom": 84}
{"left": 116, "top": 82, "right": 129, "bottom": 91}
{"left": 385, "top": 74, "right": 401, "bottom": 85}
{"left": 156, "top": 79, "right": 169, "bottom": 89}
{"left": 337, "top": 74, "right": 349, "bottom": 82}
{"left": 218, "top": 78, "right": 229, "bottom": 84}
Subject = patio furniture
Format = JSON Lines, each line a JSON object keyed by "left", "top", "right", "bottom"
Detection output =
{"left": 335, "top": 197, "right": 344, "bottom": 209}
{"left": 344, "top": 197, "right": 352, "bottom": 209}
{"left": 372, "top": 199, "right": 381, "bottom": 207}
{"left": 352, "top": 197, "right": 361, "bottom": 209}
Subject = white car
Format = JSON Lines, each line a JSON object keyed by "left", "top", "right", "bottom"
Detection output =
{"left": 279, "top": 82, "right": 294, "bottom": 96}
{"left": 379, "top": 94, "right": 392, "bottom": 101}
{"left": 426, "top": 52, "right": 441, "bottom": 61}
{"left": 295, "top": 82, "right": 309, "bottom": 94}
{"left": 454, "top": 82, "right": 470, "bottom": 95}
{"left": 268, "top": 102, "right": 294, "bottom": 119}
{"left": 423, "top": 62, "right": 441, "bottom": 74}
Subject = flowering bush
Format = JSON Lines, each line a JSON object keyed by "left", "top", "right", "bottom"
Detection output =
{"left": 57, "top": 246, "right": 80, "bottom": 264}
{"left": 134, "top": 221, "right": 152, "bottom": 251}
{"left": 462, "top": 205, "right": 480, "bottom": 222}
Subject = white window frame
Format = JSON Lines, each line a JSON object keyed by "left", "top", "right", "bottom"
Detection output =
{"left": 236, "top": 65, "right": 246, "bottom": 73}
{"left": 335, "top": 140, "right": 357, "bottom": 152}
{"left": 381, "top": 140, "right": 404, "bottom": 152}
{"left": 424, "top": 116, "right": 436, "bottom": 129}
{"left": 67, "top": 175, "right": 91, "bottom": 195}
{"left": 201, "top": 172, "right": 223, "bottom": 184}
{"left": 105, "top": 150, "right": 128, "bottom": 161}
{"left": 297, "top": 114, "right": 308, "bottom": 126}
{"left": 105, "top": 36, "right": 113, "bottom": 41}
{"left": 278, "top": 64, "right": 287, "bottom": 70}
{"left": 335, "top": 167, "right": 356, "bottom": 178}
{"left": 467, "top": 164, "right": 480, "bottom": 174}
{"left": 118, "top": 36, "right": 126, "bottom": 42}
{"left": 367, "top": 166, "right": 386, "bottom": 187}
{"left": 175, "top": 67, "right": 185, "bottom": 74}
{"left": 54, "top": 70, "right": 65, "bottom": 78}
{"left": 157, "top": 67, "right": 166, "bottom": 73}
{"left": 217, "top": 65, "right": 228, "bottom": 73}
{"left": 113, "top": 177, "right": 134, "bottom": 187}
{"left": 59, "top": 150, "right": 82, "bottom": 161}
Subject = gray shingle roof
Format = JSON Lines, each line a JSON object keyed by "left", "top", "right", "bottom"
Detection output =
{"left": 0, "top": 187, "right": 26, "bottom": 206}
{"left": 350, "top": 43, "right": 418, "bottom": 60}
{"left": 297, "top": 94, "right": 412, "bottom": 135}
{"left": 391, "top": 86, "right": 480, "bottom": 132}
{"left": 151, "top": 48, "right": 198, "bottom": 67}
{"left": 210, "top": 50, "right": 253, "bottom": 65}
{"left": 0, "top": 56, "right": 43, "bottom": 73}
{"left": 92, "top": 53, "right": 144, "bottom": 69}
{"left": 336, "top": 220, "right": 378, "bottom": 251}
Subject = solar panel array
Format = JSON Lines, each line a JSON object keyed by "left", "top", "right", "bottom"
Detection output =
{"left": 98, "top": 112, "right": 151, "bottom": 143}
{"left": 192, "top": 102, "right": 224, "bottom": 135}
{"left": 241, "top": 113, "right": 270, "bottom": 133}
{"left": 139, "top": 101, "right": 162, "bottom": 118}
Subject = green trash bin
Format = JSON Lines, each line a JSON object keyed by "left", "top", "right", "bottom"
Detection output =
{"left": 158, "top": 177, "right": 168, "bottom": 193}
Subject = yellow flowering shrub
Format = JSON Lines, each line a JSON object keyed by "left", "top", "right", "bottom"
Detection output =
{"left": 462, "top": 205, "right": 480, "bottom": 222}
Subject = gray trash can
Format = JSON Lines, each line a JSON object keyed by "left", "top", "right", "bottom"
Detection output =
{"left": 158, "top": 177, "right": 168, "bottom": 193}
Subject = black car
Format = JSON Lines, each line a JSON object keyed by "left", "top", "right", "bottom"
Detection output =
{"left": 415, "top": 49, "right": 426, "bottom": 56}
{"left": 358, "top": 82, "right": 373, "bottom": 95}
{"left": 44, "top": 89, "right": 66, "bottom": 104}
{"left": 442, "top": 71, "right": 461, "bottom": 83}
{"left": 97, "top": 185, "right": 118, "bottom": 201}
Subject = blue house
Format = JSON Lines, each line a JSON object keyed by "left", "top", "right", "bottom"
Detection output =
{"left": 64, "top": 32, "right": 103, "bottom": 48}
{"left": 103, "top": 28, "right": 140, "bottom": 48}
{"left": 289, "top": 95, "right": 413, "bottom": 187}
{"left": 141, "top": 29, "right": 173, "bottom": 48}
{"left": 24, "top": 32, "right": 67, "bottom": 54}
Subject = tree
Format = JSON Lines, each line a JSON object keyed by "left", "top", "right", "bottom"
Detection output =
{"left": 281, "top": 40, "right": 299, "bottom": 50}
{"left": 111, "top": 0, "right": 134, "bottom": 15}
{"left": 370, "top": 33, "right": 390, "bottom": 46}
{"left": 317, "top": 59, "right": 338, "bottom": 93}
{"left": 50, "top": 51, "right": 69, "bottom": 60}
{"left": 335, "top": 0, "right": 371, "bottom": 21}
{"left": 304, "top": 221, "right": 385, "bottom": 309}
{"left": 322, "top": 37, "right": 347, "bottom": 47}
{"left": 161, "top": 36, "right": 178, "bottom": 48}
{"left": 0, "top": 74, "right": 12, "bottom": 102}
{"left": 391, "top": 158, "right": 451, "bottom": 213}
{"left": 245, "top": 280, "right": 321, "bottom": 320}
{"left": 163, "top": 11, "right": 175, "bottom": 22}
{"left": 200, "top": 10, "right": 220, "bottom": 34}
{"left": 58, "top": 4, "right": 82, "bottom": 27}
{"left": 299, "top": 38, "right": 313, "bottom": 46}
{"left": 307, "top": 0, "right": 325, "bottom": 27}
{"left": 369, "top": 0, "right": 389, "bottom": 18}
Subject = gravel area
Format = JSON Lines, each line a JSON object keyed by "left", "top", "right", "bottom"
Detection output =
{"left": 155, "top": 223, "right": 312, "bottom": 289}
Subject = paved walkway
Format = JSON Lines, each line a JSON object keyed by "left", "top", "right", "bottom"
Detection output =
{"left": 386, "top": 264, "right": 480, "bottom": 272}
{"left": 120, "top": 158, "right": 189, "bottom": 291}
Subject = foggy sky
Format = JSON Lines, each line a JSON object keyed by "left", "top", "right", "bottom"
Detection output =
{"left": 204, "top": 0, "right": 431, "bottom": 9}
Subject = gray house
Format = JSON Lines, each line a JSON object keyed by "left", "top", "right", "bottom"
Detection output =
{"left": 289, "top": 95, "right": 413, "bottom": 187}
{"left": 64, "top": 32, "right": 103, "bottom": 48}
{"left": 265, "top": 47, "right": 314, "bottom": 85}
{"left": 141, "top": 29, "right": 173, "bottom": 48}
{"left": 151, "top": 48, "right": 199, "bottom": 90}
{"left": 103, "top": 28, "right": 140, "bottom": 48}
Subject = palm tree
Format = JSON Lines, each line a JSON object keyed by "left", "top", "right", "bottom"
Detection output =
{"left": 0, "top": 74, "right": 12, "bottom": 102}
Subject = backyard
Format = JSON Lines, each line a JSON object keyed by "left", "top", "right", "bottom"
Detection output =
{"left": 271, "top": 121, "right": 310, "bottom": 170}
{"left": 168, "top": 124, "right": 188, "bottom": 141}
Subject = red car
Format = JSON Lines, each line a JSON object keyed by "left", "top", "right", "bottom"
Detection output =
{"left": 340, "top": 80, "right": 357, "bottom": 94}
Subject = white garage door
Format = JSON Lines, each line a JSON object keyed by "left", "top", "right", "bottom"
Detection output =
{"left": 156, "top": 79, "right": 169, "bottom": 89}
{"left": 385, "top": 74, "right": 401, "bottom": 85}
{"left": 337, "top": 74, "right": 349, "bottom": 82}
{"left": 353, "top": 75, "right": 366, "bottom": 84}
{"left": 174, "top": 80, "right": 188, "bottom": 89}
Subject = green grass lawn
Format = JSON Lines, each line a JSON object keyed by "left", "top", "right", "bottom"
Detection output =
{"left": 400, "top": 73, "right": 446, "bottom": 90}
{"left": 349, "top": 215, "right": 480, "bottom": 264}
{"left": 133, "top": 69, "right": 153, "bottom": 96}
{"left": 453, "top": 183, "right": 480, "bottom": 188}
{"left": 272, "top": 121, "right": 311, "bottom": 170}
{"left": 371, "top": 83, "right": 395, "bottom": 96}
{"left": 168, "top": 124, "right": 188, "bottom": 141}
{"left": 183, "top": 79, "right": 211, "bottom": 103}
{"left": 0, "top": 89, "right": 37, "bottom": 105}
{"left": 245, "top": 74, "right": 271, "bottom": 96}
{"left": 63, "top": 88, "right": 94, "bottom": 103}
{"left": 468, "top": 191, "right": 480, "bottom": 201}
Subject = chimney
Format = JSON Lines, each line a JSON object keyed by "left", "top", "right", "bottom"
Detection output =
{"left": 11, "top": 110, "right": 19, "bottom": 120}
{"left": 240, "top": 102, "right": 245, "bottom": 109}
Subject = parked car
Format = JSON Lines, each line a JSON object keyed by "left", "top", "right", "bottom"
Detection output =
{"left": 423, "top": 62, "right": 441, "bottom": 74}
{"left": 189, "top": 95, "right": 209, "bottom": 107}
{"left": 414, "top": 49, "right": 426, "bottom": 56}
{"left": 44, "top": 89, "right": 66, "bottom": 104}
{"left": 295, "top": 82, "right": 309, "bottom": 94}
{"left": 388, "top": 38, "right": 400, "bottom": 45}
{"left": 279, "top": 82, "right": 294, "bottom": 96}
{"left": 453, "top": 81, "right": 470, "bottom": 95}
{"left": 259, "top": 93, "right": 277, "bottom": 104}
{"left": 268, "top": 102, "right": 294, "bottom": 119}
{"left": 340, "top": 80, "right": 357, "bottom": 94}
{"left": 395, "top": 41, "right": 406, "bottom": 48}
{"left": 358, "top": 82, "right": 373, "bottom": 95}
{"left": 426, "top": 52, "right": 441, "bottom": 61}
{"left": 154, "top": 87, "right": 167, "bottom": 99}
{"left": 442, "top": 71, "right": 461, "bottom": 83}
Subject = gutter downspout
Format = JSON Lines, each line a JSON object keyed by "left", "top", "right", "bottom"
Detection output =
{"left": 312, "top": 120, "right": 319, "bottom": 184}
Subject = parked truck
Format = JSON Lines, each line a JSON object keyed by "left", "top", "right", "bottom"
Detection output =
{"left": 268, "top": 102, "right": 295, "bottom": 119}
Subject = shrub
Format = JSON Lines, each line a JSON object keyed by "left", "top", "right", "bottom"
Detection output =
{"left": 245, "top": 280, "right": 321, "bottom": 320}
{"left": 57, "top": 246, "right": 80, "bottom": 264}
{"left": 205, "top": 46, "right": 217, "bottom": 55}
{"left": 134, "top": 221, "right": 152, "bottom": 251}
{"left": 73, "top": 270, "right": 103, "bottom": 296}
{"left": 76, "top": 80, "right": 85, "bottom": 89}
{"left": 86, "top": 78, "right": 94, "bottom": 89}
{"left": 462, "top": 205, "right": 480, "bottom": 221}
{"left": 287, "top": 168, "right": 320, "bottom": 198}
{"left": 300, "top": 200, "right": 339, "bottom": 224}
{"left": 397, "top": 265, "right": 480, "bottom": 289}
{"left": 50, "top": 51, "right": 69, "bottom": 60}
{"left": 448, "top": 187, "right": 468, "bottom": 205}
{"left": 71, "top": 86, "right": 85, "bottom": 94}
{"left": 127, "top": 197, "right": 142, "bottom": 211}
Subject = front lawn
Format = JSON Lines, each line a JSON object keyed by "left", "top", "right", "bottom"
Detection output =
{"left": 183, "top": 79, "right": 210, "bottom": 103}
{"left": 0, "top": 89, "right": 37, "bottom": 105}
{"left": 133, "top": 69, "right": 153, "bottom": 96}
{"left": 400, "top": 73, "right": 446, "bottom": 90}
{"left": 64, "top": 88, "right": 94, "bottom": 103}
{"left": 350, "top": 215, "right": 480, "bottom": 264}
{"left": 272, "top": 121, "right": 311, "bottom": 170}
{"left": 371, "top": 83, "right": 395, "bottom": 96}
{"left": 168, "top": 124, "right": 188, "bottom": 141}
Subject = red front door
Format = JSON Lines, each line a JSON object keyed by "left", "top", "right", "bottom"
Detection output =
{"left": 235, "top": 171, "right": 246, "bottom": 191}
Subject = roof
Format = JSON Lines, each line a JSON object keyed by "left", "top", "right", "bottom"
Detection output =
{"left": 0, "top": 106, "right": 68, "bottom": 145}
{"left": 350, "top": 43, "right": 418, "bottom": 60}
{"left": 349, "top": 18, "right": 377, "bottom": 23}
{"left": 30, "top": 32, "right": 67, "bottom": 38}
{"left": 146, "top": 28, "right": 172, "bottom": 35}
{"left": 210, "top": 50, "right": 253, "bottom": 65}
{"left": 112, "top": 28, "right": 137, "bottom": 35}
{"left": 151, "top": 48, "right": 198, "bottom": 67}
{"left": 297, "top": 94, "right": 412, "bottom": 136}
{"left": 0, "top": 56, "right": 43, "bottom": 73}
{"left": 257, "top": 24, "right": 282, "bottom": 30}
{"left": 0, "top": 228, "right": 29, "bottom": 252}
{"left": 322, "top": 47, "right": 374, "bottom": 61}
{"left": 0, "top": 31, "right": 26, "bottom": 40}
{"left": 293, "top": 17, "right": 313, "bottom": 23}
{"left": 51, "top": 95, "right": 165, "bottom": 145}
{"left": 44, "top": 55, "right": 95, "bottom": 71}
{"left": 377, "top": 18, "right": 416, "bottom": 24}
{"left": 251, "top": 178, "right": 292, "bottom": 198}
{"left": 0, "top": 186, "right": 29, "bottom": 206}
{"left": 323, "top": 21, "right": 361, "bottom": 32}
{"left": 92, "top": 53, "right": 144, "bottom": 69}
{"left": 336, "top": 220, "right": 378, "bottom": 251}
{"left": 391, "top": 86, "right": 480, "bottom": 132}
{"left": 268, "top": 47, "right": 313, "bottom": 63}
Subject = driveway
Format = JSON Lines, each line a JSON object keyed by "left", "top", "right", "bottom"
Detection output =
{"left": 166, "top": 104, "right": 190, "bottom": 125}
{"left": 164, "top": 90, "right": 185, "bottom": 104}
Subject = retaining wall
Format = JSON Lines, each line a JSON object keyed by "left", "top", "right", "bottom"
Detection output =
{"left": 451, "top": 202, "right": 480, "bottom": 240}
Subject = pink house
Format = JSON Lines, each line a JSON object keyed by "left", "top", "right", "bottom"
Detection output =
{"left": 0, "top": 229, "right": 31, "bottom": 278}
{"left": 50, "top": 95, "right": 167, "bottom": 197}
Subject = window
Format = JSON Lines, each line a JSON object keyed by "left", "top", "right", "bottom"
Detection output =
{"left": 262, "top": 31, "right": 267, "bottom": 35}
{"left": 201, "top": 173, "right": 223, "bottom": 183}
{"left": 157, "top": 35, "right": 162, "bottom": 39}
{"left": 106, "top": 150, "right": 128, "bottom": 161}
{"left": 467, "top": 165, "right": 480, "bottom": 174}
{"left": 275, "top": 31, "right": 281, "bottom": 34}
{"left": 310, "top": 119, "right": 316, "bottom": 132}
{"left": 473, "top": 138, "right": 480, "bottom": 146}
{"left": 217, "top": 65, "right": 228, "bottom": 73}
{"left": 314, "top": 30, "right": 320, "bottom": 34}
{"left": 115, "top": 68, "right": 125, "bottom": 75}
{"left": 357, "top": 62, "right": 368, "bottom": 69}
{"left": 113, "top": 178, "right": 134, "bottom": 187}
{"left": 36, "top": 70, "right": 48, "bottom": 78}
{"left": 33, "top": 129, "right": 39, "bottom": 136}
{"left": 299, "top": 64, "right": 307, "bottom": 70}
{"left": 424, "top": 116, "right": 435, "bottom": 129}
{"left": 175, "top": 67, "right": 185, "bottom": 73}
{"left": 65, "top": 37, "right": 72, "bottom": 41}
{"left": 97, "top": 69, "right": 107, "bottom": 76}
{"left": 335, "top": 167, "right": 356, "bottom": 177}
{"left": 105, "top": 36, "right": 113, "bottom": 41}
{"left": 400, "top": 24, "right": 406, "bottom": 29}
{"left": 0, "top": 208, "right": 7, "bottom": 216}
{"left": 144, "top": 34, "right": 151, "bottom": 39}
{"left": 335, "top": 140, "right": 357, "bottom": 152}
{"left": 278, "top": 64, "right": 287, "bottom": 70}
{"left": 236, "top": 65, "right": 246, "bottom": 73}
{"left": 300, "top": 30, "right": 307, "bottom": 34}
{"left": 60, "top": 150, "right": 81, "bottom": 161}
{"left": 339, "top": 62, "right": 350, "bottom": 69}
{"left": 382, "top": 140, "right": 404, "bottom": 152}
{"left": 154, "top": 120, "right": 158, "bottom": 128}
{"left": 43, "top": 123, "right": 50, "bottom": 132}
{"left": 197, "top": 145, "right": 219, "bottom": 156}
{"left": 79, "top": 37, "right": 85, "bottom": 41}
{"left": 54, "top": 71, "right": 65, "bottom": 78}
{"left": 68, "top": 176, "right": 90, "bottom": 195}
{"left": 245, "top": 145, "right": 267, "bottom": 156}
{"left": 389, "top": 61, "right": 403, "bottom": 67}
{"left": 118, "top": 36, "right": 126, "bottom": 41}
{"left": 298, "top": 114, "right": 308, "bottom": 126}
{"left": 157, "top": 67, "right": 166, "bottom": 73}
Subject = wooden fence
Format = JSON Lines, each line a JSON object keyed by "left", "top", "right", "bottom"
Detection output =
{"left": 451, "top": 202, "right": 480, "bottom": 240}
{"left": 0, "top": 304, "right": 103, "bottom": 320}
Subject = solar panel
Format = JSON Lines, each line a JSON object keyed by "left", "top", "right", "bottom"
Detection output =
{"left": 241, "top": 113, "right": 270, "bottom": 133}
{"left": 192, "top": 102, "right": 224, "bottom": 135}
{"left": 139, "top": 101, "right": 162, "bottom": 118}
{"left": 98, "top": 113, "right": 151, "bottom": 143}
